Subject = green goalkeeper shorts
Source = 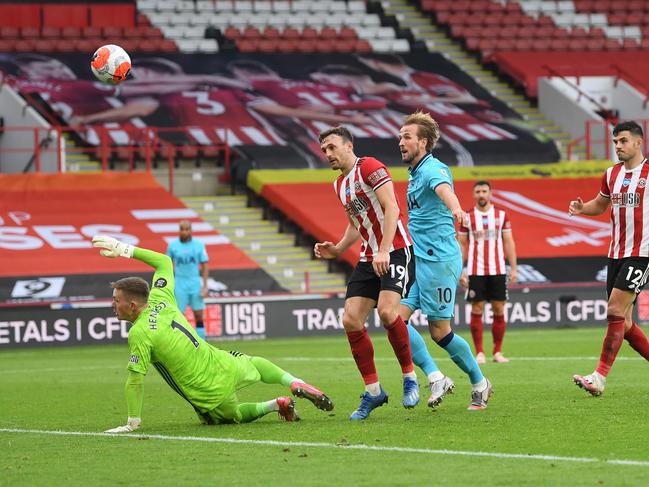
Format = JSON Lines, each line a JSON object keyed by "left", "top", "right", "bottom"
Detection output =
{"left": 205, "top": 352, "right": 261, "bottom": 424}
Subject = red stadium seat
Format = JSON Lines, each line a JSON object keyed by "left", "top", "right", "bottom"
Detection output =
{"left": 118, "top": 39, "right": 138, "bottom": 52}
{"left": 589, "top": 27, "right": 605, "bottom": 38}
{"left": 257, "top": 39, "right": 279, "bottom": 52}
{"left": 243, "top": 27, "right": 262, "bottom": 39}
{"left": 537, "top": 15, "right": 555, "bottom": 26}
{"left": 122, "top": 28, "right": 143, "bottom": 39}
{"left": 41, "top": 27, "right": 61, "bottom": 39}
{"left": 142, "top": 26, "right": 163, "bottom": 39}
{"left": 320, "top": 27, "right": 337, "bottom": 40}
{"left": 281, "top": 27, "right": 300, "bottom": 39}
{"left": 334, "top": 42, "right": 355, "bottom": 53}
{"left": 0, "top": 27, "right": 20, "bottom": 39}
{"left": 224, "top": 27, "right": 241, "bottom": 40}
{"left": 622, "top": 38, "right": 640, "bottom": 50}
{"left": 0, "top": 40, "right": 15, "bottom": 52}
{"left": 296, "top": 39, "right": 317, "bottom": 52}
{"left": 102, "top": 26, "right": 124, "bottom": 38}
{"left": 0, "top": 4, "right": 40, "bottom": 28}
{"left": 159, "top": 39, "right": 177, "bottom": 52}
{"left": 82, "top": 26, "right": 103, "bottom": 39}
{"left": 52, "top": 39, "right": 78, "bottom": 52}
{"left": 571, "top": 27, "right": 589, "bottom": 39}
{"left": 90, "top": 4, "right": 135, "bottom": 28}
{"left": 137, "top": 40, "right": 160, "bottom": 52}
{"left": 236, "top": 39, "right": 256, "bottom": 52}
{"left": 302, "top": 27, "right": 318, "bottom": 40}
{"left": 20, "top": 27, "right": 40, "bottom": 39}
{"left": 43, "top": 4, "right": 88, "bottom": 28}
{"left": 465, "top": 37, "right": 480, "bottom": 51}
{"left": 514, "top": 39, "right": 533, "bottom": 51}
{"left": 450, "top": 25, "right": 466, "bottom": 38}
{"left": 74, "top": 39, "right": 102, "bottom": 52}
{"left": 504, "top": 1, "right": 522, "bottom": 14}
{"left": 339, "top": 27, "right": 357, "bottom": 40}
{"left": 607, "top": 13, "right": 625, "bottom": 25}
{"left": 136, "top": 13, "right": 150, "bottom": 26}
{"left": 585, "top": 39, "right": 605, "bottom": 50}
{"left": 13, "top": 40, "right": 36, "bottom": 51}
{"left": 355, "top": 39, "right": 372, "bottom": 53}
{"left": 532, "top": 39, "right": 551, "bottom": 50}
{"left": 277, "top": 39, "right": 298, "bottom": 52}
{"left": 604, "top": 39, "right": 622, "bottom": 50}
{"left": 568, "top": 39, "right": 588, "bottom": 51}
{"left": 262, "top": 27, "right": 280, "bottom": 39}
{"left": 61, "top": 27, "right": 82, "bottom": 39}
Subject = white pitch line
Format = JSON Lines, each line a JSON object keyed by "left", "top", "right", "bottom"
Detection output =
{"left": 0, "top": 428, "right": 647, "bottom": 468}
{"left": 0, "top": 356, "right": 644, "bottom": 376}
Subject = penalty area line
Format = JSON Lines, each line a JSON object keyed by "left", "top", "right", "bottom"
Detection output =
{"left": 0, "top": 428, "right": 648, "bottom": 468}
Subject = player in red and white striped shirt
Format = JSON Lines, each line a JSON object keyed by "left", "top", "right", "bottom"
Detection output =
{"left": 570, "top": 121, "right": 649, "bottom": 396}
{"left": 314, "top": 125, "right": 421, "bottom": 419}
{"left": 458, "top": 181, "right": 517, "bottom": 364}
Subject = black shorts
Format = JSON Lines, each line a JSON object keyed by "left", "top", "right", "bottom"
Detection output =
{"left": 466, "top": 274, "right": 508, "bottom": 302}
{"left": 346, "top": 246, "right": 415, "bottom": 301}
{"left": 606, "top": 257, "right": 649, "bottom": 298}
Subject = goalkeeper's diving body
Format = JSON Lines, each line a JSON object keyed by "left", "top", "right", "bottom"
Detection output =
{"left": 92, "top": 235, "right": 334, "bottom": 433}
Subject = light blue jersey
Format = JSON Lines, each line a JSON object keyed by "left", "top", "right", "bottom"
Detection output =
{"left": 167, "top": 238, "right": 209, "bottom": 292}
{"left": 406, "top": 153, "right": 460, "bottom": 262}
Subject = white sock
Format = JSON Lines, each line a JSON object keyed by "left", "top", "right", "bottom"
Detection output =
{"left": 428, "top": 371, "right": 444, "bottom": 383}
{"left": 472, "top": 378, "right": 488, "bottom": 392}
{"left": 593, "top": 371, "right": 606, "bottom": 383}
{"left": 403, "top": 371, "right": 417, "bottom": 381}
{"left": 365, "top": 382, "right": 381, "bottom": 396}
{"left": 266, "top": 400, "right": 279, "bottom": 412}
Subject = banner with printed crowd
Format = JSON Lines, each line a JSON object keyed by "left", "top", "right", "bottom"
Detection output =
{"left": 0, "top": 52, "right": 560, "bottom": 177}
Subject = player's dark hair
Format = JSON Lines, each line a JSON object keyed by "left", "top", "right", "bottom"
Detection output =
{"left": 613, "top": 121, "right": 643, "bottom": 138}
{"left": 315, "top": 64, "right": 365, "bottom": 77}
{"left": 474, "top": 180, "right": 491, "bottom": 189}
{"left": 318, "top": 126, "right": 354, "bottom": 144}
{"left": 111, "top": 277, "right": 150, "bottom": 303}
{"left": 133, "top": 57, "right": 183, "bottom": 75}
{"left": 402, "top": 110, "right": 440, "bottom": 151}
{"left": 357, "top": 53, "right": 405, "bottom": 66}
{"left": 227, "top": 59, "right": 275, "bottom": 75}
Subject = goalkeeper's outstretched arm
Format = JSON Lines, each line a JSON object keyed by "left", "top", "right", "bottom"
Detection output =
{"left": 92, "top": 235, "right": 176, "bottom": 301}
{"left": 105, "top": 371, "right": 144, "bottom": 433}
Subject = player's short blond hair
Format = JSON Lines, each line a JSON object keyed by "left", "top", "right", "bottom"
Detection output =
{"left": 402, "top": 111, "right": 440, "bottom": 152}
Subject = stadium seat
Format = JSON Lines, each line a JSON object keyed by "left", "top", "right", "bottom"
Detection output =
{"left": 0, "top": 27, "right": 20, "bottom": 39}
{"left": 20, "top": 27, "right": 40, "bottom": 39}
{"left": 43, "top": 4, "right": 88, "bottom": 28}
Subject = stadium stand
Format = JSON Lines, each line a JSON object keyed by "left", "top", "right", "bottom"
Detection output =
{"left": 0, "top": 2, "right": 177, "bottom": 53}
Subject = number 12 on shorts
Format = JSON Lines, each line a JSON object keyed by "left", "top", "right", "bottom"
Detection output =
{"left": 626, "top": 266, "right": 648, "bottom": 290}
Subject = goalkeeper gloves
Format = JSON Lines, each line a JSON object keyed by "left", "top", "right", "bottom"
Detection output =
{"left": 92, "top": 235, "right": 134, "bottom": 258}
{"left": 105, "top": 417, "right": 141, "bottom": 433}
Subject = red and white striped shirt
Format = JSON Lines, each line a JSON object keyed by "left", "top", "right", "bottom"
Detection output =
{"left": 459, "top": 206, "right": 511, "bottom": 276}
{"left": 600, "top": 159, "right": 649, "bottom": 259}
{"left": 334, "top": 157, "right": 411, "bottom": 262}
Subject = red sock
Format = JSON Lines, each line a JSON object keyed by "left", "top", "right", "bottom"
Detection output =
{"left": 492, "top": 314, "right": 506, "bottom": 354}
{"left": 346, "top": 328, "right": 378, "bottom": 384}
{"left": 469, "top": 312, "right": 484, "bottom": 354}
{"left": 624, "top": 323, "right": 649, "bottom": 362}
{"left": 385, "top": 315, "right": 414, "bottom": 373}
{"left": 595, "top": 315, "right": 626, "bottom": 377}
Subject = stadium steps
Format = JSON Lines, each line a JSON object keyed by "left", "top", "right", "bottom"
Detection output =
{"left": 183, "top": 195, "right": 347, "bottom": 293}
{"left": 381, "top": 0, "right": 588, "bottom": 160}
{"left": 62, "top": 134, "right": 101, "bottom": 172}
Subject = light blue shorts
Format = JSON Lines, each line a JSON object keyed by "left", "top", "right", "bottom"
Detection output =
{"left": 401, "top": 256, "right": 462, "bottom": 321}
{"left": 175, "top": 288, "right": 205, "bottom": 313}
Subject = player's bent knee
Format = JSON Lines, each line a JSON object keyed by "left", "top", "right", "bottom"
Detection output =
{"left": 342, "top": 316, "right": 365, "bottom": 332}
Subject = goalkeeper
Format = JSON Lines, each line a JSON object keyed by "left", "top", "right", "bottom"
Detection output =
{"left": 93, "top": 235, "right": 334, "bottom": 433}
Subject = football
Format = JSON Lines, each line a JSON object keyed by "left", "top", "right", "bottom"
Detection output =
{"left": 90, "top": 44, "right": 131, "bottom": 85}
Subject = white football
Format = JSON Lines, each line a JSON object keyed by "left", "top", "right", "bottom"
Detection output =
{"left": 90, "top": 44, "right": 131, "bottom": 85}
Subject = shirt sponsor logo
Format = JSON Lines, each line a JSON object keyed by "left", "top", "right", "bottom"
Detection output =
{"left": 11, "top": 277, "right": 65, "bottom": 298}
{"left": 367, "top": 168, "right": 388, "bottom": 186}
{"left": 440, "top": 168, "right": 448, "bottom": 178}
{"left": 623, "top": 178, "right": 631, "bottom": 187}
{"left": 154, "top": 278, "right": 167, "bottom": 288}
{"left": 344, "top": 197, "right": 369, "bottom": 216}
{"left": 611, "top": 192, "right": 640, "bottom": 207}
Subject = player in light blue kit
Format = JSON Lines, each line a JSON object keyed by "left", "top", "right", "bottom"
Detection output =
{"left": 167, "top": 220, "right": 209, "bottom": 339}
{"left": 398, "top": 111, "right": 492, "bottom": 410}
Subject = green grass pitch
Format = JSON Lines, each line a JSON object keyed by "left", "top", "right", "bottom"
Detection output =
{"left": 2, "top": 327, "right": 649, "bottom": 486}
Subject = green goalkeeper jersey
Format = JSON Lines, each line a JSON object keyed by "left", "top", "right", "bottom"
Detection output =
{"left": 127, "top": 248, "right": 238, "bottom": 411}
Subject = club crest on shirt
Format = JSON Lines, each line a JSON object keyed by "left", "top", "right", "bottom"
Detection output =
{"left": 354, "top": 181, "right": 362, "bottom": 193}
{"left": 639, "top": 178, "right": 647, "bottom": 188}
{"left": 154, "top": 278, "right": 167, "bottom": 288}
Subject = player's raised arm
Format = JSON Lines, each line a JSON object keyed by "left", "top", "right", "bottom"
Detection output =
{"left": 568, "top": 194, "right": 610, "bottom": 217}
{"left": 92, "top": 235, "right": 176, "bottom": 305}
{"left": 435, "top": 183, "right": 466, "bottom": 225}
